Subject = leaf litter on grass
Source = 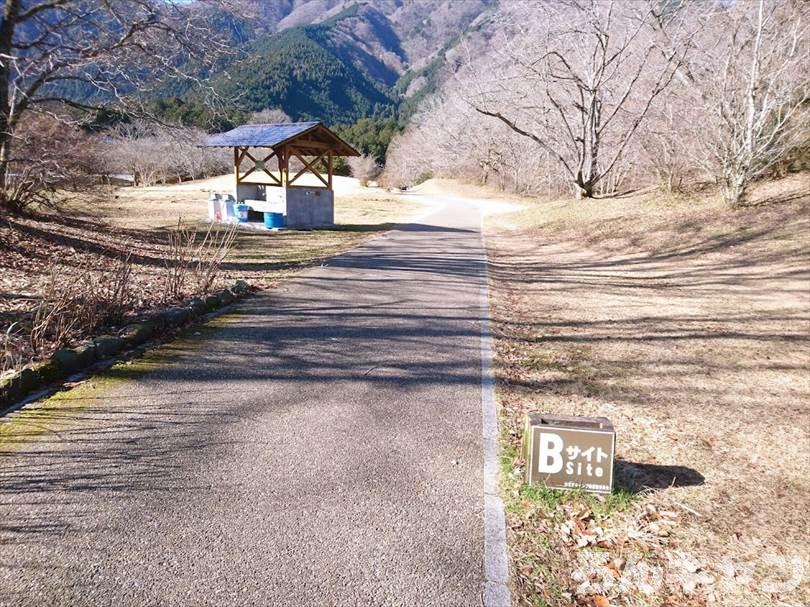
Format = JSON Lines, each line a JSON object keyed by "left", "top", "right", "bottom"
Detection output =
{"left": 487, "top": 176, "right": 810, "bottom": 607}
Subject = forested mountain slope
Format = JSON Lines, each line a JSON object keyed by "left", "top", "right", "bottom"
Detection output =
{"left": 40, "top": 1, "right": 491, "bottom": 128}
{"left": 237, "top": 0, "right": 492, "bottom": 68}
{"left": 215, "top": 20, "right": 398, "bottom": 123}
{"left": 202, "top": 0, "right": 493, "bottom": 124}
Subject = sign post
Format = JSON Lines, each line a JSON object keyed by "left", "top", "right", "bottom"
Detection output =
{"left": 522, "top": 413, "right": 616, "bottom": 495}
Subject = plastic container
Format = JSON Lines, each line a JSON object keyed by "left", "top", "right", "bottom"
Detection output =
{"left": 263, "top": 212, "right": 285, "bottom": 229}
{"left": 236, "top": 204, "right": 250, "bottom": 223}
{"left": 208, "top": 193, "right": 222, "bottom": 222}
{"left": 224, "top": 196, "right": 237, "bottom": 223}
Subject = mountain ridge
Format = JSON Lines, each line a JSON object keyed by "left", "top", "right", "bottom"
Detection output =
{"left": 198, "top": 0, "right": 493, "bottom": 125}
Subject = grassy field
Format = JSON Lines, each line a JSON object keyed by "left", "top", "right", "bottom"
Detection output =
{"left": 0, "top": 176, "right": 425, "bottom": 365}
{"left": 483, "top": 174, "right": 810, "bottom": 607}
{"left": 64, "top": 175, "right": 425, "bottom": 287}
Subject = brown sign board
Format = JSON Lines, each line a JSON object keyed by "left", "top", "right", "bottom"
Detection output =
{"left": 522, "top": 413, "right": 616, "bottom": 495}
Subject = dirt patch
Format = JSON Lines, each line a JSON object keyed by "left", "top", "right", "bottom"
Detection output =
{"left": 485, "top": 175, "right": 810, "bottom": 607}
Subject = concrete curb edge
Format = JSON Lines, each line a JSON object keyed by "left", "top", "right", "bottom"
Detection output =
{"left": 479, "top": 210, "right": 511, "bottom": 607}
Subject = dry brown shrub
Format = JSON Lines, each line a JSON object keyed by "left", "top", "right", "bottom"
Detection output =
{"left": 164, "top": 220, "right": 238, "bottom": 301}
{"left": 192, "top": 223, "right": 238, "bottom": 294}
{"left": 1, "top": 323, "right": 25, "bottom": 377}
{"left": 2, "top": 113, "right": 102, "bottom": 213}
{"left": 29, "top": 254, "right": 134, "bottom": 357}
{"left": 165, "top": 220, "right": 196, "bottom": 301}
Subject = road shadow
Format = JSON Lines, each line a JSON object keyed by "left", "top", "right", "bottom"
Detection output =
{"left": 0, "top": 211, "right": 488, "bottom": 546}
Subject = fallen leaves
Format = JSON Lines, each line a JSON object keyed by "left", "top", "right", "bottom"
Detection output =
{"left": 591, "top": 595, "right": 611, "bottom": 607}
{"left": 489, "top": 187, "right": 810, "bottom": 607}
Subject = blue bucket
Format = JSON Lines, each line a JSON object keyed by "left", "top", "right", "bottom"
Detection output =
{"left": 236, "top": 204, "right": 250, "bottom": 223}
{"left": 263, "top": 212, "right": 285, "bottom": 229}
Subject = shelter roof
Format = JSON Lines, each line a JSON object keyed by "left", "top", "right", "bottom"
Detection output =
{"left": 203, "top": 121, "right": 359, "bottom": 156}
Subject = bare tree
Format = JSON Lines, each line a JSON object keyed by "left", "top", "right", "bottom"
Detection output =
{"left": 385, "top": 89, "right": 563, "bottom": 195}
{"left": 386, "top": 0, "right": 807, "bottom": 204}
{"left": 635, "top": 100, "right": 694, "bottom": 193}
{"left": 0, "top": 0, "right": 234, "bottom": 212}
{"left": 248, "top": 108, "right": 291, "bottom": 124}
{"left": 106, "top": 121, "right": 230, "bottom": 186}
{"left": 107, "top": 120, "right": 162, "bottom": 187}
{"left": 347, "top": 155, "right": 380, "bottom": 186}
{"left": 461, "top": 0, "right": 692, "bottom": 198}
{"left": 6, "top": 111, "right": 102, "bottom": 205}
{"left": 688, "top": 0, "right": 809, "bottom": 206}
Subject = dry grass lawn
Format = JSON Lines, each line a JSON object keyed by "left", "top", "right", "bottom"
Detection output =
{"left": 0, "top": 176, "right": 425, "bottom": 364}
{"left": 484, "top": 174, "right": 810, "bottom": 607}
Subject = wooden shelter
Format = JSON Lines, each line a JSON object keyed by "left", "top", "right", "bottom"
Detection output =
{"left": 203, "top": 121, "right": 359, "bottom": 228}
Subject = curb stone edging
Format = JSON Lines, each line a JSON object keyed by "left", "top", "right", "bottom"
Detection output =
{"left": 0, "top": 280, "right": 253, "bottom": 412}
{"left": 479, "top": 209, "right": 512, "bottom": 607}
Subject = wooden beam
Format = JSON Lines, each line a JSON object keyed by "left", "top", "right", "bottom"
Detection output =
{"left": 314, "top": 123, "right": 355, "bottom": 156}
{"left": 294, "top": 139, "right": 332, "bottom": 150}
{"left": 240, "top": 167, "right": 256, "bottom": 180}
{"left": 253, "top": 150, "right": 281, "bottom": 185}
{"left": 236, "top": 148, "right": 283, "bottom": 185}
{"left": 288, "top": 147, "right": 330, "bottom": 188}
{"left": 327, "top": 151, "right": 333, "bottom": 190}
{"left": 234, "top": 147, "right": 240, "bottom": 184}
{"left": 240, "top": 149, "right": 259, "bottom": 180}
{"left": 262, "top": 150, "right": 282, "bottom": 186}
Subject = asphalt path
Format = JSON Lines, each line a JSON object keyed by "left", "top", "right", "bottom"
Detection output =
{"left": 0, "top": 199, "right": 502, "bottom": 606}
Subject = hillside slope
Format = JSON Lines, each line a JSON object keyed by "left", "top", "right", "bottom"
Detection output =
{"left": 239, "top": 0, "right": 492, "bottom": 68}
{"left": 44, "top": 1, "right": 493, "bottom": 127}
{"left": 216, "top": 22, "right": 397, "bottom": 123}
{"left": 207, "top": 0, "right": 493, "bottom": 123}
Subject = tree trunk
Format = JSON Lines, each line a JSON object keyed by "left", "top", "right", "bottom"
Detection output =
{"left": 0, "top": 131, "right": 9, "bottom": 195}
{"left": 0, "top": 1, "right": 20, "bottom": 207}
{"left": 726, "top": 176, "right": 747, "bottom": 207}
{"left": 574, "top": 176, "right": 594, "bottom": 199}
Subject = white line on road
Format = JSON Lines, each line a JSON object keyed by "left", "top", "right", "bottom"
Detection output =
{"left": 479, "top": 210, "right": 511, "bottom": 607}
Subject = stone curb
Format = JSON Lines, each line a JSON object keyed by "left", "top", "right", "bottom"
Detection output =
{"left": 0, "top": 280, "right": 252, "bottom": 411}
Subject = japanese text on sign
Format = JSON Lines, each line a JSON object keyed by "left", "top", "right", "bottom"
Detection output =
{"left": 524, "top": 414, "right": 616, "bottom": 495}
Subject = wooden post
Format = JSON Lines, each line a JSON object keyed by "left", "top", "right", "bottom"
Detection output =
{"left": 327, "top": 151, "right": 333, "bottom": 190}
{"left": 233, "top": 147, "right": 240, "bottom": 185}
{"left": 281, "top": 146, "right": 288, "bottom": 185}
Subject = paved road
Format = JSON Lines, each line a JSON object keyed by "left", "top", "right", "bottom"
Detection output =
{"left": 1, "top": 200, "right": 501, "bottom": 606}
